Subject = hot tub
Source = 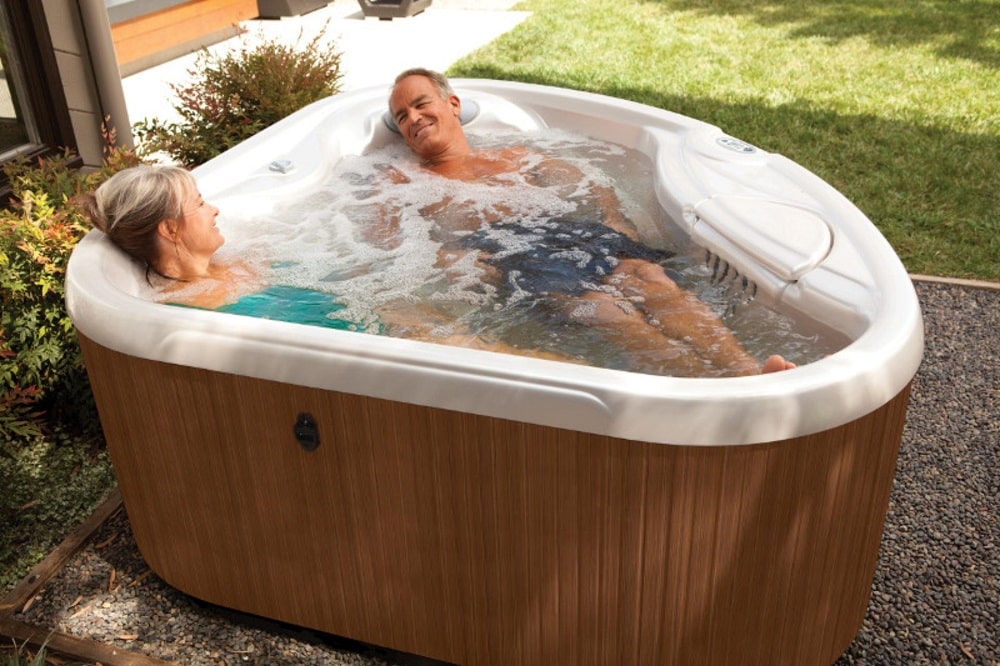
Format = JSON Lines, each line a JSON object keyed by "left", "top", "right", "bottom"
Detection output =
{"left": 66, "top": 80, "right": 923, "bottom": 665}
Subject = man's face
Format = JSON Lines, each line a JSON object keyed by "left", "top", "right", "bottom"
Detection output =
{"left": 389, "top": 75, "right": 463, "bottom": 161}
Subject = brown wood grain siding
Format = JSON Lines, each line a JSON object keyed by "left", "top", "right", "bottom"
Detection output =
{"left": 110, "top": 0, "right": 258, "bottom": 67}
{"left": 78, "top": 332, "right": 909, "bottom": 666}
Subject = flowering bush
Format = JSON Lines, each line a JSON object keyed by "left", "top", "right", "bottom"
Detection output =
{"left": 0, "top": 135, "right": 141, "bottom": 441}
{"left": 133, "top": 27, "right": 344, "bottom": 166}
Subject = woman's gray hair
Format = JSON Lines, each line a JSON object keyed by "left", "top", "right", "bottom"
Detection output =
{"left": 75, "top": 164, "right": 194, "bottom": 278}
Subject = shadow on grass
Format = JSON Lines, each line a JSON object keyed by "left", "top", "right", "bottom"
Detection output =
{"left": 643, "top": 0, "right": 1000, "bottom": 68}
{"left": 449, "top": 64, "right": 1000, "bottom": 280}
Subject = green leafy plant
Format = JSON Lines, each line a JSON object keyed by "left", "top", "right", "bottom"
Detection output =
{"left": 0, "top": 129, "right": 141, "bottom": 441}
{"left": 133, "top": 26, "right": 344, "bottom": 167}
{"left": 1, "top": 126, "right": 129, "bottom": 603}
{"left": 1, "top": 423, "right": 116, "bottom": 594}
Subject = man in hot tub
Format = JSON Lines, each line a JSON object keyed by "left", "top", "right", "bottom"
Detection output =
{"left": 379, "top": 67, "right": 793, "bottom": 377}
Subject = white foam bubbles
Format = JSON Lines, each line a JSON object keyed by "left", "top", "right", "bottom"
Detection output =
{"left": 203, "top": 128, "right": 845, "bottom": 371}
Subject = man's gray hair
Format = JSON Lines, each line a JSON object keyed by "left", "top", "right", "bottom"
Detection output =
{"left": 392, "top": 68, "right": 455, "bottom": 100}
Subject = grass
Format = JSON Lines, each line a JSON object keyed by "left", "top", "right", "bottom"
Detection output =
{"left": 448, "top": 0, "right": 1000, "bottom": 281}
{"left": 0, "top": 636, "right": 51, "bottom": 666}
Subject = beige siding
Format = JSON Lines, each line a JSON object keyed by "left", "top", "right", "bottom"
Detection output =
{"left": 42, "top": 0, "right": 131, "bottom": 167}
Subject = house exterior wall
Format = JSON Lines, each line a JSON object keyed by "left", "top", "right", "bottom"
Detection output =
{"left": 40, "top": 0, "right": 132, "bottom": 168}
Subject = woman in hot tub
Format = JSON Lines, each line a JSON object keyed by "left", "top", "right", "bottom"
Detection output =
{"left": 76, "top": 164, "right": 259, "bottom": 309}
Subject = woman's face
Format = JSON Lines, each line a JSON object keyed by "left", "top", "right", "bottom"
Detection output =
{"left": 176, "top": 183, "right": 224, "bottom": 258}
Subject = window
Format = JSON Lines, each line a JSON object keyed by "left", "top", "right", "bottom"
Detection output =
{"left": 0, "top": 1, "right": 76, "bottom": 196}
{"left": 0, "top": 7, "right": 35, "bottom": 158}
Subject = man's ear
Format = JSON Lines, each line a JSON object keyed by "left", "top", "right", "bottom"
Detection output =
{"left": 448, "top": 94, "right": 462, "bottom": 117}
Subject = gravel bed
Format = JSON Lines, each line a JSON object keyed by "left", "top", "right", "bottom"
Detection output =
{"left": 17, "top": 507, "right": 422, "bottom": 665}
{"left": 836, "top": 281, "right": 999, "bottom": 665}
{"left": 15, "top": 280, "right": 999, "bottom": 665}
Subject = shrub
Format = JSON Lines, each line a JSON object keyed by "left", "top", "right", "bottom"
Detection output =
{"left": 0, "top": 129, "right": 141, "bottom": 441}
{"left": 133, "top": 26, "right": 344, "bottom": 167}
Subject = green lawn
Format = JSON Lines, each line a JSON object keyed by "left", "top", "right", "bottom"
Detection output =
{"left": 448, "top": 0, "right": 1000, "bottom": 281}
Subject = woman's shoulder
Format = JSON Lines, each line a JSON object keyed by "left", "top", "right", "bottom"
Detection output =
{"left": 157, "top": 260, "right": 262, "bottom": 310}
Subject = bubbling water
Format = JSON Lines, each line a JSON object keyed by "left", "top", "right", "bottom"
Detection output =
{"left": 204, "top": 128, "right": 847, "bottom": 375}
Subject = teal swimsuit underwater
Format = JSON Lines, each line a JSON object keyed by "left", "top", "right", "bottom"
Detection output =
{"left": 455, "top": 217, "right": 675, "bottom": 300}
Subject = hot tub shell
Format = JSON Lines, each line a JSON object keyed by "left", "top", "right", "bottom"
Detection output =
{"left": 67, "top": 80, "right": 923, "bottom": 665}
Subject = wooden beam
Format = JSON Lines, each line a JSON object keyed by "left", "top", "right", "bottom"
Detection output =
{"left": 110, "top": 0, "right": 259, "bottom": 71}
{"left": 0, "top": 489, "right": 123, "bottom": 616}
{"left": 0, "top": 614, "right": 175, "bottom": 666}
{"left": 0, "top": 489, "right": 176, "bottom": 665}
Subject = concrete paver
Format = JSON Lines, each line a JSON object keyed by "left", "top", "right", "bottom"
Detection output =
{"left": 121, "top": 0, "right": 529, "bottom": 126}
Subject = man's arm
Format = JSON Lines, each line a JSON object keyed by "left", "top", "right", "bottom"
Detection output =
{"left": 527, "top": 155, "right": 639, "bottom": 239}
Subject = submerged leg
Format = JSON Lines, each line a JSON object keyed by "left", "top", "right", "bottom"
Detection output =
{"left": 585, "top": 258, "right": 792, "bottom": 376}
{"left": 563, "top": 289, "right": 713, "bottom": 376}
{"left": 376, "top": 298, "right": 577, "bottom": 364}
